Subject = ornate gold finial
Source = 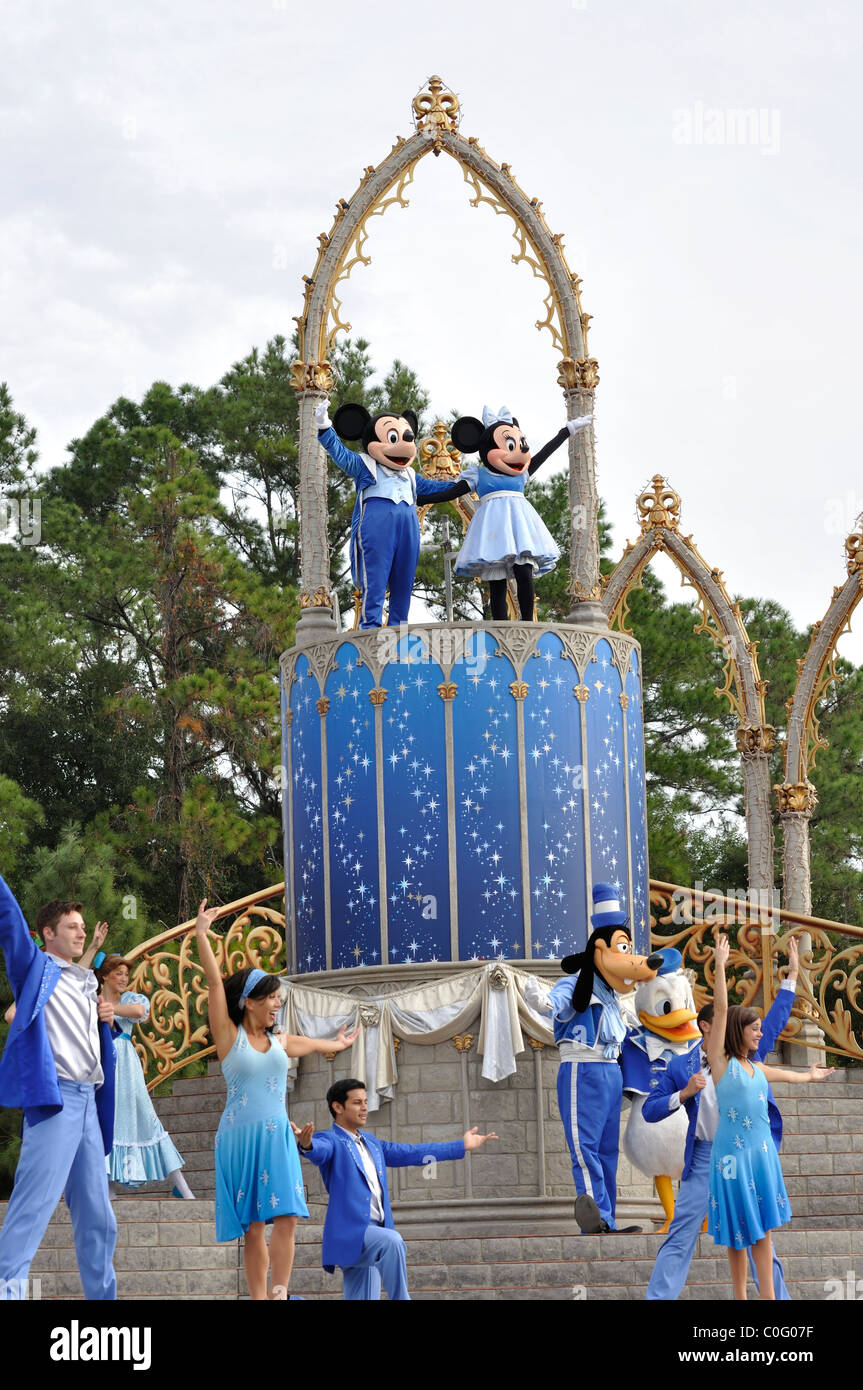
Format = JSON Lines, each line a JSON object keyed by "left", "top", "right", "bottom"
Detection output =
{"left": 412, "top": 76, "right": 460, "bottom": 150}
{"left": 637, "top": 475, "right": 681, "bottom": 535}
{"left": 573, "top": 684, "right": 590, "bottom": 703}
{"left": 452, "top": 1034, "right": 474, "bottom": 1053}
{"left": 509, "top": 680, "right": 529, "bottom": 700}
{"left": 437, "top": 681, "right": 458, "bottom": 701}
{"left": 619, "top": 693, "right": 630, "bottom": 711}
{"left": 315, "top": 696, "right": 330, "bottom": 716}
{"left": 846, "top": 517, "right": 863, "bottom": 576}
{"left": 368, "top": 687, "right": 388, "bottom": 707}
{"left": 773, "top": 781, "right": 818, "bottom": 814}
{"left": 419, "top": 420, "right": 462, "bottom": 480}
{"left": 527, "top": 1036, "right": 545, "bottom": 1051}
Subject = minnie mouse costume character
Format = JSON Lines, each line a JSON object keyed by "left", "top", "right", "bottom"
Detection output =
{"left": 450, "top": 406, "right": 592, "bottom": 620}
{"left": 315, "top": 401, "right": 470, "bottom": 629}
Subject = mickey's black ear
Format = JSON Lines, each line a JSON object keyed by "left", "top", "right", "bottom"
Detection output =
{"left": 333, "top": 404, "right": 372, "bottom": 441}
{"left": 450, "top": 416, "right": 484, "bottom": 454}
{"left": 400, "top": 409, "right": 419, "bottom": 436}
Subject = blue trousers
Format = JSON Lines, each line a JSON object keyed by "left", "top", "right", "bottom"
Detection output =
{"left": 646, "top": 1138, "right": 790, "bottom": 1299}
{"left": 557, "top": 1060, "right": 622, "bottom": 1229}
{"left": 342, "top": 1223, "right": 410, "bottom": 1301}
{"left": 353, "top": 498, "right": 420, "bottom": 629}
{"left": 0, "top": 1080, "right": 117, "bottom": 1300}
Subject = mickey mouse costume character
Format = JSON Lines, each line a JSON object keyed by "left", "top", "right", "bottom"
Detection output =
{"left": 450, "top": 406, "right": 592, "bottom": 620}
{"left": 315, "top": 400, "right": 470, "bottom": 629}
{"left": 549, "top": 882, "right": 663, "bottom": 1234}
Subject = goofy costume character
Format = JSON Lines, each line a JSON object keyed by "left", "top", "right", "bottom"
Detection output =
{"left": 551, "top": 882, "right": 663, "bottom": 1234}
{"left": 0, "top": 874, "right": 117, "bottom": 1299}
{"left": 314, "top": 400, "right": 471, "bottom": 629}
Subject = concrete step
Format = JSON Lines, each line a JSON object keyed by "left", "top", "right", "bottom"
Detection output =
{"left": 5, "top": 1192, "right": 862, "bottom": 1300}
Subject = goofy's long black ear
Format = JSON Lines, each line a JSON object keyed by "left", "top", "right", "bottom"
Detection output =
{"left": 571, "top": 958, "right": 596, "bottom": 1014}
{"left": 451, "top": 416, "right": 485, "bottom": 455}
{"left": 399, "top": 409, "right": 419, "bottom": 436}
{"left": 333, "top": 404, "right": 372, "bottom": 441}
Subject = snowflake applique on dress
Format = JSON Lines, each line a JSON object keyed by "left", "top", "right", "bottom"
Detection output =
{"left": 727, "top": 1107, "right": 738, "bottom": 1121}
{"left": 269, "top": 1192, "right": 280, "bottom": 1210}
{"left": 260, "top": 1169, "right": 270, "bottom": 1187}
{"left": 266, "top": 1075, "right": 279, "bottom": 1094}
{"left": 733, "top": 1134, "right": 744, "bottom": 1149}
{"left": 266, "top": 1118, "right": 277, "bottom": 1134}
{"left": 742, "top": 1115, "right": 753, "bottom": 1129}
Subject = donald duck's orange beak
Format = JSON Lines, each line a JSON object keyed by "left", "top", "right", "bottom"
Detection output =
{"left": 637, "top": 1007, "right": 700, "bottom": 1043}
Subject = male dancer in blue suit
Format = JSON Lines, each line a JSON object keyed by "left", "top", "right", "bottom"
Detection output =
{"left": 293, "top": 1078, "right": 497, "bottom": 1299}
{"left": 0, "top": 875, "right": 117, "bottom": 1299}
{"left": 643, "top": 937, "right": 799, "bottom": 1299}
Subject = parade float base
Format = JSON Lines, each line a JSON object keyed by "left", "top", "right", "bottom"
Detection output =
{"left": 6, "top": 1068, "right": 863, "bottom": 1300}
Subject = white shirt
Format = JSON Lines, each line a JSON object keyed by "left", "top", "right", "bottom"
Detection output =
{"left": 336, "top": 1125, "right": 385, "bottom": 1222}
{"left": 43, "top": 954, "right": 103, "bottom": 1085}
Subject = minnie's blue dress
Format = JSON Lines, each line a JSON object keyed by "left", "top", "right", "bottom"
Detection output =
{"left": 214, "top": 1027, "right": 309, "bottom": 1242}
{"left": 108, "top": 991, "right": 187, "bottom": 1187}
{"left": 708, "top": 1057, "right": 791, "bottom": 1249}
{"left": 454, "top": 463, "right": 560, "bottom": 581}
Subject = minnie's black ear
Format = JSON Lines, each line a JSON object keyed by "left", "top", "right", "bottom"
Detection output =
{"left": 333, "top": 403, "right": 372, "bottom": 441}
{"left": 399, "top": 409, "right": 419, "bottom": 436}
{"left": 450, "top": 416, "right": 485, "bottom": 455}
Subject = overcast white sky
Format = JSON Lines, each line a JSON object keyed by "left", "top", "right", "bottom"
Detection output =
{"left": 4, "top": 0, "right": 862, "bottom": 665}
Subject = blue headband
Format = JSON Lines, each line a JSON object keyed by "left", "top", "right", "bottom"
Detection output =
{"left": 238, "top": 969, "right": 268, "bottom": 1009}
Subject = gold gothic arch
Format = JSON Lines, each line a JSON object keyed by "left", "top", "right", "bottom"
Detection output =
{"left": 290, "top": 76, "right": 598, "bottom": 394}
{"left": 601, "top": 475, "right": 776, "bottom": 893}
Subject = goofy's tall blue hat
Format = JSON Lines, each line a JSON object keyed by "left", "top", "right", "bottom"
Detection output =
{"left": 561, "top": 882, "right": 662, "bottom": 1013}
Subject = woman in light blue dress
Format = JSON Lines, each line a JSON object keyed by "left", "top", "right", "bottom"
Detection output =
{"left": 97, "top": 955, "right": 194, "bottom": 1198}
{"left": 194, "top": 900, "right": 359, "bottom": 1300}
{"left": 706, "top": 936, "right": 833, "bottom": 1299}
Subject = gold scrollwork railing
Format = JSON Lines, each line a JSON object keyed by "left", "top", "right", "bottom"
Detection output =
{"left": 124, "top": 885, "right": 287, "bottom": 1091}
{"left": 649, "top": 880, "right": 863, "bottom": 1061}
{"left": 122, "top": 878, "right": 863, "bottom": 1089}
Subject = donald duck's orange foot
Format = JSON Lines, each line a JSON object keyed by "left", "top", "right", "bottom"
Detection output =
{"left": 654, "top": 1175, "right": 675, "bottom": 1234}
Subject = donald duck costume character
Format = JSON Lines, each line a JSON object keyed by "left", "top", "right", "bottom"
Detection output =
{"left": 551, "top": 883, "right": 663, "bottom": 1234}
{"left": 620, "top": 948, "right": 701, "bottom": 1231}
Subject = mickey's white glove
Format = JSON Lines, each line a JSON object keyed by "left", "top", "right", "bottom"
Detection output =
{"left": 566, "top": 414, "right": 593, "bottom": 436}
{"left": 314, "top": 400, "right": 333, "bottom": 432}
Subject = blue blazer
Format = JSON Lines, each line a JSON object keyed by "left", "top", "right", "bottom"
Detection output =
{"left": 301, "top": 1124, "right": 465, "bottom": 1271}
{"left": 642, "top": 986, "right": 794, "bottom": 1181}
{"left": 0, "top": 875, "right": 116, "bottom": 1153}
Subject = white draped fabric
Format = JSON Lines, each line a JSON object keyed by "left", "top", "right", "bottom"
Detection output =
{"left": 276, "top": 964, "right": 556, "bottom": 1111}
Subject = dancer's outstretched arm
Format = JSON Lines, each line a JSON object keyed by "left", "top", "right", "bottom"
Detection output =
{"left": 193, "top": 899, "right": 235, "bottom": 1060}
{"left": 757, "top": 1061, "right": 835, "bottom": 1085}
{"left": 705, "top": 935, "right": 730, "bottom": 1084}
